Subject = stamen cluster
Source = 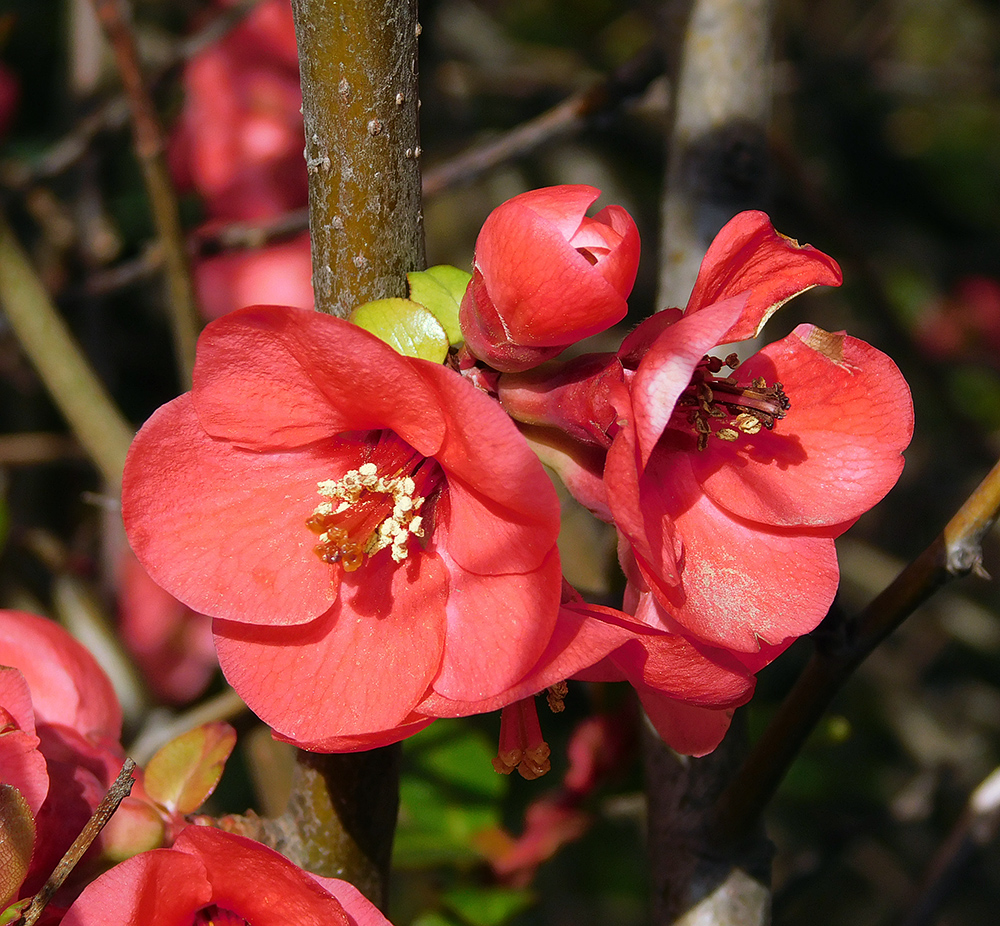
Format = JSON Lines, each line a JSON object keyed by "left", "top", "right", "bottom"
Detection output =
{"left": 307, "top": 461, "right": 427, "bottom": 570}
{"left": 678, "top": 353, "right": 790, "bottom": 450}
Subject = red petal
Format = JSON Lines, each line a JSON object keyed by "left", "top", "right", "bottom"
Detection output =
{"left": 0, "top": 670, "right": 48, "bottom": 817}
{"left": 273, "top": 716, "right": 435, "bottom": 753}
{"left": 176, "top": 828, "right": 352, "bottom": 925}
{"left": 123, "top": 395, "right": 340, "bottom": 626}
{"left": 686, "top": 211, "right": 843, "bottom": 342}
{"left": 192, "top": 305, "right": 446, "bottom": 455}
{"left": 430, "top": 547, "right": 560, "bottom": 702}
{"left": 630, "top": 296, "right": 747, "bottom": 467}
{"left": 581, "top": 204, "right": 641, "bottom": 297}
{"left": 694, "top": 326, "right": 913, "bottom": 528}
{"left": 309, "top": 877, "right": 394, "bottom": 926}
{"left": 417, "top": 361, "right": 561, "bottom": 576}
{"left": 637, "top": 692, "right": 738, "bottom": 757}
{"left": 605, "top": 423, "right": 682, "bottom": 586}
{"left": 639, "top": 457, "right": 840, "bottom": 652}
{"left": 420, "top": 598, "right": 634, "bottom": 716}
{"left": 507, "top": 184, "right": 600, "bottom": 238}
{"left": 214, "top": 552, "right": 447, "bottom": 742}
{"left": 61, "top": 848, "right": 211, "bottom": 926}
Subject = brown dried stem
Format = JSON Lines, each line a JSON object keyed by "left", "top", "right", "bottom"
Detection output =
{"left": 711, "top": 456, "right": 1000, "bottom": 852}
{"left": 15, "top": 759, "right": 136, "bottom": 926}
{"left": 89, "top": 0, "right": 200, "bottom": 386}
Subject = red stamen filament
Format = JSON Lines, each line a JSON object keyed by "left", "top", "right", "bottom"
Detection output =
{"left": 307, "top": 433, "right": 443, "bottom": 571}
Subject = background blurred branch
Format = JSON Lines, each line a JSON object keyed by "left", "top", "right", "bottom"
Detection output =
{"left": 90, "top": 0, "right": 200, "bottom": 387}
{"left": 0, "top": 211, "right": 133, "bottom": 488}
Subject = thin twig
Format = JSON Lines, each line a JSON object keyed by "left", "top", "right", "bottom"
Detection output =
{"left": 0, "top": 211, "right": 134, "bottom": 488}
{"left": 15, "top": 759, "right": 136, "bottom": 926}
{"left": 421, "top": 41, "right": 664, "bottom": 199}
{"left": 90, "top": 0, "right": 200, "bottom": 387}
{"left": 0, "top": 0, "right": 260, "bottom": 192}
{"left": 711, "top": 456, "right": 1000, "bottom": 851}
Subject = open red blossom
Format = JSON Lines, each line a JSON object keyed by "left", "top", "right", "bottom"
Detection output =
{"left": 61, "top": 826, "right": 392, "bottom": 926}
{"left": 122, "top": 305, "right": 566, "bottom": 749}
{"left": 460, "top": 185, "right": 640, "bottom": 372}
{"left": 500, "top": 211, "right": 913, "bottom": 659}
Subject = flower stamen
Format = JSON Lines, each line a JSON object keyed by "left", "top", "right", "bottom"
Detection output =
{"left": 678, "top": 354, "right": 790, "bottom": 450}
{"left": 307, "top": 434, "right": 442, "bottom": 570}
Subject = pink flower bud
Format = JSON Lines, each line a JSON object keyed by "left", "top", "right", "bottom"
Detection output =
{"left": 460, "top": 185, "right": 640, "bottom": 371}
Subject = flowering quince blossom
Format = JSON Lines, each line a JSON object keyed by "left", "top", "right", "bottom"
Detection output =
{"left": 0, "top": 611, "right": 166, "bottom": 904}
{"left": 499, "top": 210, "right": 914, "bottom": 671}
{"left": 61, "top": 826, "right": 393, "bottom": 926}
{"left": 123, "top": 304, "right": 586, "bottom": 750}
{"left": 460, "top": 184, "right": 640, "bottom": 372}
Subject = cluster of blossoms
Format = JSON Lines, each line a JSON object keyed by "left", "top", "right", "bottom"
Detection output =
{"left": 121, "top": 184, "right": 913, "bottom": 768}
{"left": 4, "top": 183, "right": 912, "bottom": 923}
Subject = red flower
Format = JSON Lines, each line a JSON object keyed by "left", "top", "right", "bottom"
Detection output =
{"left": 0, "top": 611, "right": 163, "bottom": 903}
{"left": 61, "top": 826, "right": 393, "bottom": 926}
{"left": 460, "top": 185, "right": 640, "bottom": 372}
{"left": 122, "top": 305, "right": 565, "bottom": 749}
{"left": 194, "top": 233, "right": 314, "bottom": 320}
{"left": 500, "top": 211, "right": 913, "bottom": 659}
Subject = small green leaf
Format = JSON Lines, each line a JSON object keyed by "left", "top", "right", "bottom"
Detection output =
{"left": 351, "top": 298, "right": 449, "bottom": 363}
{"left": 0, "top": 785, "right": 34, "bottom": 911}
{"left": 407, "top": 265, "right": 471, "bottom": 346}
{"left": 144, "top": 722, "right": 236, "bottom": 814}
{"left": 0, "top": 899, "right": 30, "bottom": 926}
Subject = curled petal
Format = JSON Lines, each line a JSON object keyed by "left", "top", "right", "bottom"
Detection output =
{"left": 686, "top": 211, "right": 843, "bottom": 342}
{"left": 630, "top": 296, "right": 747, "bottom": 467}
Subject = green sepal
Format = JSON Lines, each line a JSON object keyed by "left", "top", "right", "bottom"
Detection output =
{"left": 351, "top": 297, "right": 450, "bottom": 363}
{"left": 407, "top": 265, "right": 471, "bottom": 346}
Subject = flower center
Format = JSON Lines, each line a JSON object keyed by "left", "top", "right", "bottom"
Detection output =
{"left": 193, "top": 906, "right": 248, "bottom": 926}
{"left": 677, "top": 353, "right": 790, "bottom": 451}
{"left": 306, "top": 432, "right": 444, "bottom": 571}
